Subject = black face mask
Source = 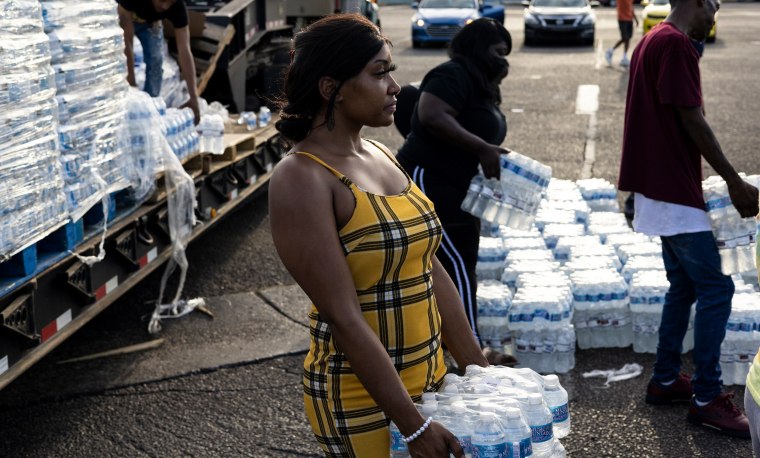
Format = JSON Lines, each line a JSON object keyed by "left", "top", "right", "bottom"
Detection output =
{"left": 487, "top": 56, "right": 510, "bottom": 81}
{"left": 691, "top": 39, "right": 705, "bottom": 57}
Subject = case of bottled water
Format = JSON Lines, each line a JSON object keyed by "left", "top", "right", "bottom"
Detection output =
{"left": 477, "top": 280, "right": 513, "bottom": 352}
{"left": 616, "top": 242, "right": 662, "bottom": 265}
{"left": 604, "top": 232, "right": 656, "bottom": 253}
{"left": 399, "top": 364, "right": 571, "bottom": 458}
{"left": 541, "top": 224, "right": 585, "bottom": 250}
{"left": 621, "top": 256, "right": 665, "bottom": 283}
{"left": 703, "top": 175, "right": 758, "bottom": 275}
{"left": 0, "top": 1, "right": 68, "bottom": 259}
{"left": 552, "top": 235, "right": 603, "bottom": 263}
{"left": 534, "top": 209, "right": 578, "bottom": 232}
{"left": 576, "top": 178, "right": 619, "bottom": 212}
{"left": 720, "top": 291, "right": 760, "bottom": 386}
{"left": 501, "top": 260, "right": 560, "bottom": 290}
{"left": 571, "top": 269, "right": 632, "bottom": 349}
{"left": 197, "top": 114, "right": 225, "bottom": 155}
{"left": 461, "top": 152, "right": 551, "bottom": 230}
{"left": 477, "top": 237, "right": 507, "bottom": 282}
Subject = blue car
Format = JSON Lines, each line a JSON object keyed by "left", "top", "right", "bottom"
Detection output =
{"left": 412, "top": 0, "right": 506, "bottom": 48}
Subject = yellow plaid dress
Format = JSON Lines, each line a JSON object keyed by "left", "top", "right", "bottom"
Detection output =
{"left": 296, "top": 144, "right": 447, "bottom": 457}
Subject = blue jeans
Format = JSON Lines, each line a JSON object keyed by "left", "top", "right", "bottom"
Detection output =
{"left": 652, "top": 231, "right": 734, "bottom": 403}
{"left": 134, "top": 22, "right": 164, "bottom": 97}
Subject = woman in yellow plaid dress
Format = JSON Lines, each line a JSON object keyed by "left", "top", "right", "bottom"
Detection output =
{"left": 269, "top": 14, "right": 489, "bottom": 458}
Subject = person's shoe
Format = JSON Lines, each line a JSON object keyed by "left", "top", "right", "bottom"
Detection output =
{"left": 645, "top": 373, "right": 693, "bottom": 405}
{"left": 687, "top": 392, "right": 751, "bottom": 438}
{"left": 620, "top": 55, "right": 630, "bottom": 67}
{"left": 605, "top": 48, "right": 613, "bottom": 66}
{"left": 483, "top": 347, "right": 518, "bottom": 367}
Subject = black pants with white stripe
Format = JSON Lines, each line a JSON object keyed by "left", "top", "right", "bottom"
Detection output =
{"left": 405, "top": 164, "right": 481, "bottom": 344}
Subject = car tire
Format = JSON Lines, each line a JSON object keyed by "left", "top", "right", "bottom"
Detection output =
{"left": 585, "top": 34, "right": 595, "bottom": 46}
{"left": 412, "top": 40, "right": 421, "bottom": 49}
{"left": 524, "top": 35, "right": 534, "bottom": 46}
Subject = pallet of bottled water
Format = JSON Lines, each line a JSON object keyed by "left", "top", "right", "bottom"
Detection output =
{"left": 0, "top": 1, "right": 68, "bottom": 258}
{"left": 390, "top": 365, "right": 570, "bottom": 458}
{"left": 621, "top": 255, "right": 665, "bottom": 283}
{"left": 720, "top": 279, "right": 760, "bottom": 386}
{"left": 703, "top": 175, "right": 759, "bottom": 276}
{"left": 552, "top": 235, "right": 603, "bottom": 263}
{"left": 42, "top": 0, "right": 133, "bottom": 220}
{"left": 461, "top": 152, "right": 552, "bottom": 230}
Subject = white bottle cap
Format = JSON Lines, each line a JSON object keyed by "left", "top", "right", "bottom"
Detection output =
{"left": 528, "top": 393, "right": 543, "bottom": 405}
{"left": 543, "top": 374, "right": 560, "bottom": 388}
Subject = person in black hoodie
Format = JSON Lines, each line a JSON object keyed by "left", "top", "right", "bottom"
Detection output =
{"left": 396, "top": 18, "right": 514, "bottom": 365}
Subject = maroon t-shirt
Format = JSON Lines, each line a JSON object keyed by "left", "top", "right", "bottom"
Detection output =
{"left": 618, "top": 22, "right": 704, "bottom": 209}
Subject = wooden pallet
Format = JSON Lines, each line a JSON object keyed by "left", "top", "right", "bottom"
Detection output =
{"left": 203, "top": 132, "right": 257, "bottom": 174}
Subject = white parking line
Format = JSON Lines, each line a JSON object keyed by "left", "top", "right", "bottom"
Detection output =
{"left": 576, "top": 84, "right": 600, "bottom": 179}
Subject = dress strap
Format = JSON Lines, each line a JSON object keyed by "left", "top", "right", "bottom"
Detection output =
{"left": 365, "top": 139, "right": 414, "bottom": 184}
{"left": 291, "top": 152, "right": 356, "bottom": 190}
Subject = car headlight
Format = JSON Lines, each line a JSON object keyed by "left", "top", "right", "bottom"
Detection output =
{"left": 524, "top": 12, "right": 540, "bottom": 25}
{"left": 464, "top": 17, "right": 475, "bottom": 25}
{"left": 580, "top": 14, "right": 594, "bottom": 25}
{"left": 415, "top": 18, "right": 426, "bottom": 27}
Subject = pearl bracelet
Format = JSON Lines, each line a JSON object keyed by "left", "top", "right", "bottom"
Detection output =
{"left": 401, "top": 417, "right": 433, "bottom": 444}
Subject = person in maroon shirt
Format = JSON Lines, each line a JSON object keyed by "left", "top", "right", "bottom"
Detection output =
{"left": 618, "top": 0, "right": 758, "bottom": 439}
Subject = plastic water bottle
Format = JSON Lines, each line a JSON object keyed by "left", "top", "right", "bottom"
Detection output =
{"left": 471, "top": 412, "right": 507, "bottom": 457}
{"left": 542, "top": 375, "right": 570, "bottom": 439}
{"left": 258, "top": 106, "right": 272, "bottom": 127}
{"left": 524, "top": 393, "right": 553, "bottom": 457}
{"left": 238, "top": 111, "right": 257, "bottom": 131}
{"left": 389, "top": 420, "right": 409, "bottom": 457}
{"left": 462, "top": 175, "right": 485, "bottom": 214}
{"left": 445, "top": 403, "right": 474, "bottom": 458}
{"left": 500, "top": 407, "right": 533, "bottom": 458}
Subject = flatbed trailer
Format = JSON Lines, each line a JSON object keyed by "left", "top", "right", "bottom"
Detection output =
{"left": 0, "top": 122, "right": 284, "bottom": 391}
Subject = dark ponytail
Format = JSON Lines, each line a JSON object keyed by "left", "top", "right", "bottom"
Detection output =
{"left": 275, "top": 14, "right": 390, "bottom": 143}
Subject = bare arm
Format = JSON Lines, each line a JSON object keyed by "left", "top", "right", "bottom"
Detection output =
{"left": 432, "top": 255, "right": 489, "bottom": 369}
{"left": 417, "top": 92, "right": 508, "bottom": 179}
{"left": 174, "top": 26, "right": 200, "bottom": 124}
{"left": 676, "top": 106, "right": 758, "bottom": 217}
{"left": 117, "top": 5, "right": 136, "bottom": 87}
{"left": 269, "top": 157, "right": 463, "bottom": 456}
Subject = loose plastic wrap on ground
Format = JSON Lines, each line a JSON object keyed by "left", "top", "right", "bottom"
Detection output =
{"left": 41, "top": 0, "right": 131, "bottom": 221}
{"left": 0, "top": 1, "right": 67, "bottom": 259}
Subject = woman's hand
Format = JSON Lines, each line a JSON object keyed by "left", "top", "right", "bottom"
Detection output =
{"left": 407, "top": 422, "right": 465, "bottom": 458}
{"left": 476, "top": 144, "right": 510, "bottom": 180}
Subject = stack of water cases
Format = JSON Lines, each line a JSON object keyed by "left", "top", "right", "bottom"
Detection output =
{"left": 628, "top": 270, "right": 695, "bottom": 354}
{"left": 476, "top": 237, "right": 507, "bottom": 281}
{"left": 476, "top": 280, "right": 513, "bottom": 353}
{"left": 389, "top": 365, "right": 571, "bottom": 458}
{"left": 703, "top": 175, "right": 759, "bottom": 276}
{"left": 0, "top": 0, "right": 68, "bottom": 258}
{"left": 461, "top": 152, "right": 552, "bottom": 230}
{"left": 42, "top": 0, "right": 130, "bottom": 220}
{"left": 720, "top": 277, "right": 760, "bottom": 386}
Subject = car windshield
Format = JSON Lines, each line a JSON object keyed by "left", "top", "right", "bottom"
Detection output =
{"left": 651, "top": 0, "right": 669, "bottom": 5}
{"left": 419, "top": 0, "right": 477, "bottom": 8}
{"left": 532, "top": 0, "right": 586, "bottom": 7}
